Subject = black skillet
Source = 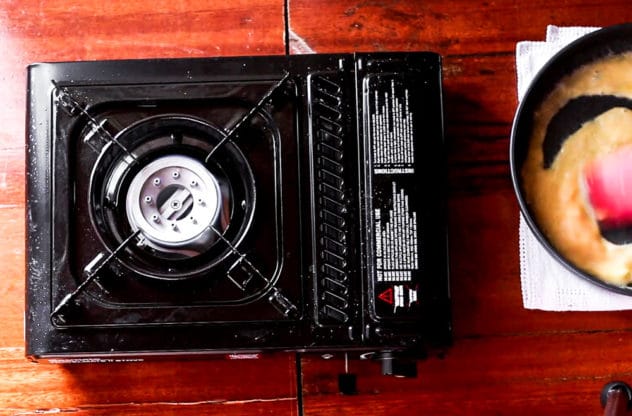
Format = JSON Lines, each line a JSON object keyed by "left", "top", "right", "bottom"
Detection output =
{"left": 510, "top": 23, "right": 632, "bottom": 295}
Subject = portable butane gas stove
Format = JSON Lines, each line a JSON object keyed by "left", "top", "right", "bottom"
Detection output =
{"left": 25, "top": 52, "right": 450, "bottom": 375}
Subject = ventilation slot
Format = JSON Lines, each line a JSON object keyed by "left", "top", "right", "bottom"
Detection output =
{"left": 310, "top": 73, "right": 351, "bottom": 324}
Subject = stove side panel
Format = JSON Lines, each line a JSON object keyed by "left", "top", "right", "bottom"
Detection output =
{"left": 25, "top": 63, "right": 55, "bottom": 359}
{"left": 355, "top": 52, "right": 452, "bottom": 354}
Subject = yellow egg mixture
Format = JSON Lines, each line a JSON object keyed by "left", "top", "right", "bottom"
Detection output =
{"left": 522, "top": 52, "right": 632, "bottom": 285}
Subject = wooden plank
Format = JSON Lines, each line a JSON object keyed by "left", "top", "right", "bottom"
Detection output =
{"left": 301, "top": 330, "right": 632, "bottom": 415}
{"left": 288, "top": 0, "right": 632, "bottom": 56}
{"left": 0, "top": 208, "right": 25, "bottom": 348}
{"left": 443, "top": 54, "right": 518, "bottom": 125}
{"left": 0, "top": 150, "right": 24, "bottom": 206}
{"left": 4, "top": 0, "right": 286, "bottom": 61}
{"left": 0, "top": 348, "right": 297, "bottom": 413}
{"left": 302, "top": 386, "right": 597, "bottom": 416}
{"left": 4, "top": 400, "right": 297, "bottom": 416}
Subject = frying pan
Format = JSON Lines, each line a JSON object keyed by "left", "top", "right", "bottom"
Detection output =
{"left": 510, "top": 23, "right": 632, "bottom": 295}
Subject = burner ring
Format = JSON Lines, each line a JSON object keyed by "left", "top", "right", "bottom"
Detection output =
{"left": 125, "top": 155, "right": 227, "bottom": 256}
{"left": 88, "top": 114, "right": 258, "bottom": 280}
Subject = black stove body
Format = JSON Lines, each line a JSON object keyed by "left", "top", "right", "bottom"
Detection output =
{"left": 26, "top": 52, "right": 450, "bottom": 366}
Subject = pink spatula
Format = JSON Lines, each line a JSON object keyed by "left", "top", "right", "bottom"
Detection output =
{"left": 585, "top": 146, "right": 632, "bottom": 227}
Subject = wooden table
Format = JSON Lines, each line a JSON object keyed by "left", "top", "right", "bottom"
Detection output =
{"left": 2, "top": 1, "right": 632, "bottom": 414}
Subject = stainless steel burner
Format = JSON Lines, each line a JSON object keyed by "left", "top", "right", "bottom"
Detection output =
{"left": 125, "top": 155, "right": 227, "bottom": 256}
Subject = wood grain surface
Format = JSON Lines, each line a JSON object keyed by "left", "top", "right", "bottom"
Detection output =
{"left": 3, "top": 0, "right": 632, "bottom": 414}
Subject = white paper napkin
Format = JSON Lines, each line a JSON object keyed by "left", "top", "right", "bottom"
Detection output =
{"left": 517, "top": 25, "right": 632, "bottom": 311}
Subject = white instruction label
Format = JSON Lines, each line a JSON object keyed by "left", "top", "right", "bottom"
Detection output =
{"left": 370, "top": 79, "right": 415, "bottom": 175}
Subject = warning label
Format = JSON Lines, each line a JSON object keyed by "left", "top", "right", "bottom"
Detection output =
{"left": 378, "top": 284, "right": 419, "bottom": 312}
{"left": 394, "top": 284, "right": 418, "bottom": 308}
{"left": 372, "top": 182, "right": 422, "bottom": 318}
{"left": 374, "top": 182, "right": 419, "bottom": 283}
{"left": 378, "top": 287, "right": 394, "bottom": 305}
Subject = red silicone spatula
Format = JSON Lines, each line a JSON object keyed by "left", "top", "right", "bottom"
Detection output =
{"left": 585, "top": 146, "right": 632, "bottom": 227}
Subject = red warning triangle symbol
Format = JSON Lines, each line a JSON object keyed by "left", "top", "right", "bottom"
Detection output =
{"left": 378, "top": 287, "right": 394, "bottom": 305}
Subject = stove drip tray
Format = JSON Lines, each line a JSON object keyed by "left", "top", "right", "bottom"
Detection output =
{"left": 25, "top": 53, "right": 450, "bottom": 369}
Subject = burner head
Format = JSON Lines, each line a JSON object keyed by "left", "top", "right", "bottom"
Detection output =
{"left": 125, "top": 155, "right": 228, "bottom": 256}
